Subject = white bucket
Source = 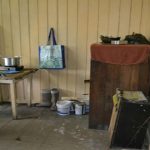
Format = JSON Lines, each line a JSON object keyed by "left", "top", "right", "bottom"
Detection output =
{"left": 75, "top": 103, "right": 86, "bottom": 115}
{"left": 84, "top": 101, "right": 90, "bottom": 113}
{"left": 56, "top": 100, "right": 71, "bottom": 115}
{"left": 79, "top": 94, "right": 90, "bottom": 113}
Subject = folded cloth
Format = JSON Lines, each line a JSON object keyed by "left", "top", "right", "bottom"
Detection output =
{"left": 91, "top": 44, "right": 150, "bottom": 65}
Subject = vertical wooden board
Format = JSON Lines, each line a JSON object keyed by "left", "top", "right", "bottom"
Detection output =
{"left": 40, "top": 69, "right": 49, "bottom": 94}
{"left": 16, "top": 78, "right": 32, "bottom": 104}
{"left": 16, "top": 80, "right": 24, "bottom": 102}
{"left": 140, "top": 0, "right": 150, "bottom": 38}
{"left": 10, "top": 0, "right": 24, "bottom": 101}
{"left": 1, "top": 0, "right": 13, "bottom": 56}
{"left": 29, "top": 0, "right": 38, "bottom": 68}
{"left": 76, "top": 0, "right": 88, "bottom": 97}
{"left": 19, "top": 0, "right": 30, "bottom": 67}
{"left": 119, "top": 0, "right": 131, "bottom": 38}
{"left": 47, "top": 0, "right": 58, "bottom": 89}
{"left": 138, "top": 63, "right": 150, "bottom": 95}
{"left": 108, "top": 0, "right": 120, "bottom": 36}
{"left": 29, "top": 0, "right": 40, "bottom": 103}
{"left": 119, "top": 65, "right": 132, "bottom": 90}
{"left": 98, "top": 0, "right": 110, "bottom": 40}
{"left": 23, "top": 77, "right": 31, "bottom": 104}
{"left": 0, "top": 0, "right": 5, "bottom": 57}
{"left": 38, "top": 0, "right": 49, "bottom": 94}
{"left": 85, "top": 0, "right": 99, "bottom": 94}
{"left": 129, "top": 0, "right": 143, "bottom": 33}
{"left": 0, "top": 0, "right": 4, "bottom": 101}
{"left": 17, "top": 0, "right": 30, "bottom": 102}
{"left": 48, "top": 0, "right": 58, "bottom": 29}
{"left": 0, "top": 84, "right": 10, "bottom": 101}
{"left": 67, "top": 0, "right": 77, "bottom": 96}
{"left": 38, "top": 0, "right": 48, "bottom": 45}
{"left": 130, "top": 65, "right": 139, "bottom": 90}
{"left": 58, "top": 0, "right": 67, "bottom": 96}
{"left": 10, "top": 0, "right": 21, "bottom": 56}
{"left": 104, "top": 64, "right": 120, "bottom": 125}
{"left": 31, "top": 70, "right": 41, "bottom": 103}
{"left": 1, "top": 0, "right": 12, "bottom": 101}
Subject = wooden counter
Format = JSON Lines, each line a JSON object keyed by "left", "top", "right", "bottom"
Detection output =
{"left": 89, "top": 44, "right": 150, "bottom": 129}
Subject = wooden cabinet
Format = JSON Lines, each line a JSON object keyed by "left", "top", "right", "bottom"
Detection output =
{"left": 89, "top": 60, "right": 150, "bottom": 129}
{"left": 89, "top": 44, "right": 150, "bottom": 130}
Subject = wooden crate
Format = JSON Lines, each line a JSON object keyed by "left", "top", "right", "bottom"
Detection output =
{"left": 109, "top": 92, "right": 150, "bottom": 149}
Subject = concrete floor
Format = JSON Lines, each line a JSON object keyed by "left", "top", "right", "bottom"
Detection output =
{"left": 0, "top": 103, "right": 147, "bottom": 150}
{"left": 0, "top": 103, "right": 110, "bottom": 150}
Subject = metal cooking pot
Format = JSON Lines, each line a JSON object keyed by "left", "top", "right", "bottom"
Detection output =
{"left": 2, "top": 56, "right": 21, "bottom": 66}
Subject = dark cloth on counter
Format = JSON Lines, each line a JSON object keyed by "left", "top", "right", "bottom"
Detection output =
{"left": 91, "top": 44, "right": 150, "bottom": 65}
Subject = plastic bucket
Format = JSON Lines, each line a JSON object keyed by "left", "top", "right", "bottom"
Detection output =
{"left": 75, "top": 102, "right": 86, "bottom": 115}
{"left": 84, "top": 101, "right": 90, "bottom": 113}
{"left": 79, "top": 94, "right": 90, "bottom": 113}
{"left": 56, "top": 100, "right": 72, "bottom": 115}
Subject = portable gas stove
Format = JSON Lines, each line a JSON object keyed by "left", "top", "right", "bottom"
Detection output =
{"left": 0, "top": 65, "right": 24, "bottom": 71}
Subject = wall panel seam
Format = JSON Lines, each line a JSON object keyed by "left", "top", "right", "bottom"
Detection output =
{"left": 66, "top": 0, "right": 69, "bottom": 95}
{"left": 27, "top": 0, "right": 31, "bottom": 67}
{"left": 107, "top": 0, "right": 111, "bottom": 35}
{"left": 139, "top": 0, "right": 144, "bottom": 33}
{"left": 9, "top": 0, "right": 14, "bottom": 56}
{"left": 117, "top": 0, "right": 121, "bottom": 35}
{"left": 97, "top": 0, "right": 100, "bottom": 42}
{"left": 85, "top": 0, "right": 89, "bottom": 93}
{"left": 18, "top": 0, "right": 23, "bottom": 62}
{"left": 0, "top": 0, "right": 5, "bottom": 55}
{"left": 128, "top": 0, "right": 133, "bottom": 33}
{"left": 75, "top": 0, "right": 79, "bottom": 96}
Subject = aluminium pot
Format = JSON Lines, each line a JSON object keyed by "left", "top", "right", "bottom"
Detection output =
{"left": 2, "top": 56, "right": 21, "bottom": 67}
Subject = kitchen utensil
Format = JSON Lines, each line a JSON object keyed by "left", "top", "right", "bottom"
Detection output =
{"left": 2, "top": 56, "right": 21, "bottom": 67}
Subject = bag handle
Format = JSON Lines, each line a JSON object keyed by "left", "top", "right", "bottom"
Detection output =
{"left": 47, "top": 28, "right": 57, "bottom": 45}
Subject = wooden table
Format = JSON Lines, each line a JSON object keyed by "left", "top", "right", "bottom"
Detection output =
{"left": 0, "top": 68, "right": 38, "bottom": 119}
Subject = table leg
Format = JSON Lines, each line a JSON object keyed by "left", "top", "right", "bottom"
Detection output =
{"left": 26, "top": 75, "right": 32, "bottom": 106}
{"left": 10, "top": 81, "right": 17, "bottom": 119}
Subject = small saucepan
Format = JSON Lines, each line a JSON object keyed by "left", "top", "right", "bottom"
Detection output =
{"left": 2, "top": 56, "right": 21, "bottom": 67}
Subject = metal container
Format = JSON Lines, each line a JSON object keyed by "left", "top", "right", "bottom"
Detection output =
{"left": 111, "top": 40, "right": 120, "bottom": 45}
{"left": 75, "top": 102, "right": 86, "bottom": 115}
{"left": 50, "top": 88, "right": 59, "bottom": 111}
{"left": 41, "top": 89, "right": 52, "bottom": 106}
{"left": 2, "top": 56, "right": 21, "bottom": 66}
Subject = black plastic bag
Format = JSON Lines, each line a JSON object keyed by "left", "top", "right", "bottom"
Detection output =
{"left": 124, "top": 33, "right": 150, "bottom": 44}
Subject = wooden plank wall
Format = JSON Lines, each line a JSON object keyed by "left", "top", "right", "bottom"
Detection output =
{"left": 0, "top": 0, "right": 150, "bottom": 103}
